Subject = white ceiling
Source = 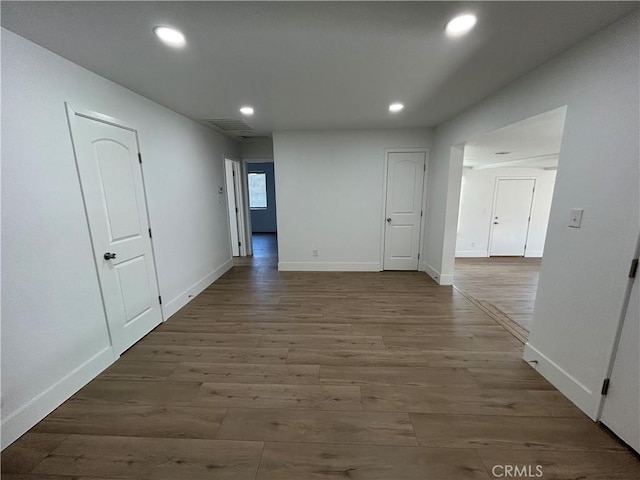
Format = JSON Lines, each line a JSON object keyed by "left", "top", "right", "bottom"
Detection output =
{"left": 463, "top": 106, "right": 567, "bottom": 169}
{"left": 2, "top": 1, "right": 637, "bottom": 136}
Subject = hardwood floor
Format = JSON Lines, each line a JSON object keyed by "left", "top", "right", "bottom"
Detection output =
{"left": 454, "top": 257, "right": 542, "bottom": 340}
{"left": 4, "top": 241, "right": 638, "bottom": 479}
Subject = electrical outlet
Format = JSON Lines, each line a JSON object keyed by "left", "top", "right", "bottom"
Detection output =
{"left": 312, "top": 249, "right": 319, "bottom": 257}
{"left": 569, "top": 208, "right": 584, "bottom": 228}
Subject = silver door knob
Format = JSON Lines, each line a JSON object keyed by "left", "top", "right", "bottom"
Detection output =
{"left": 386, "top": 218, "right": 392, "bottom": 223}
{"left": 104, "top": 252, "right": 117, "bottom": 260}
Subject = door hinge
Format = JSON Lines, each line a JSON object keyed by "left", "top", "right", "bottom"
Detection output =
{"left": 232, "top": 170, "right": 235, "bottom": 177}
{"left": 629, "top": 258, "right": 638, "bottom": 278}
{"left": 601, "top": 378, "right": 610, "bottom": 395}
{"left": 235, "top": 207, "right": 239, "bottom": 213}
{"left": 238, "top": 241, "right": 241, "bottom": 246}
{"left": 417, "top": 253, "right": 420, "bottom": 260}
{"left": 421, "top": 210, "right": 423, "bottom": 217}
{"left": 148, "top": 228, "right": 152, "bottom": 238}
{"left": 423, "top": 164, "right": 426, "bottom": 171}
{"left": 138, "top": 153, "right": 142, "bottom": 164}
{"left": 158, "top": 295, "right": 162, "bottom": 305}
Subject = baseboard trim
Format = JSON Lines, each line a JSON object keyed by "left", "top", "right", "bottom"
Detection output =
{"left": 438, "top": 273, "right": 454, "bottom": 285}
{"left": 163, "top": 259, "right": 234, "bottom": 319}
{"left": 423, "top": 263, "right": 453, "bottom": 285}
{"left": 424, "top": 263, "right": 441, "bottom": 283}
{"left": 523, "top": 342, "right": 597, "bottom": 419}
{"left": 1, "top": 346, "right": 115, "bottom": 450}
{"left": 278, "top": 262, "right": 380, "bottom": 272}
{"left": 524, "top": 250, "right": 544, "bottom": 258}
{"left": 455, "top": 251, "right": 489, "bottom": 258}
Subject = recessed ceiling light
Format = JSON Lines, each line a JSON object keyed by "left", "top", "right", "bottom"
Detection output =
{"left": 153, "top": 26, "right": 186, "bottom": 48}
{"left": 239, "top": 106, "right": 254, "bottom": 116}
{"left": 389, "top": 103, "right": 404, "bottom": 113}
{"left": 445, "top": 14, "right": 477, "bottom": 37}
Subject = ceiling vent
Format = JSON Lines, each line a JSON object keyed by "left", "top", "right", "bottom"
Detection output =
{"left": 203, "top": 119, "right": 253, "bottom": 132}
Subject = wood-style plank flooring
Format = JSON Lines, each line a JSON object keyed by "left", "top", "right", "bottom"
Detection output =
{"left": 454, "top": 257, "right": 542, "bottom": 339}
{"left": 3, "top": 235, "right": 638, "bottom": 479}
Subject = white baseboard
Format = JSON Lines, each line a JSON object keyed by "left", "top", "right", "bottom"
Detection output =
{"left": 525, "top": 250, "right": 544, "bottom": 258}
{"left": 163, "top": 259, "right": 234, "bottom": 319}
{"left": 278, "top": 262, "right": 380, "bottom": 272}
{"left": 1, "top": 346, "right": 115, "bottom": 450}
{"left": 424, "top": 262, "right": 441, "bottom": 283}
{"left": 438, "top": 273, "right": 454, "bottom": 285}
{"left": 523, "top": 342, "right": 598, "bottom": 419}
{"left": 423, "top": 263, "right": 453, "bottom": 285}
{"left": 455, "top": 250, "right": 488, "bottom": 258}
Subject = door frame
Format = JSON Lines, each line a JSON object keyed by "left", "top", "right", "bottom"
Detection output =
{"left": 379, "top": 148, "right": 429, "bottom": 271}
{"left": 597, "top": 231, "right": 640, "bottom": 420}
{"left": 487, "top": 176, "right": 536, "bottom": 257}
{"left": 224, "top": 155, "right": 248, "bottom": 256}
{"left": 243, "top": 158, "right": 276, "bottom": 254}
{"left": 65, "top": 103, "right": 165, "bottom": 347}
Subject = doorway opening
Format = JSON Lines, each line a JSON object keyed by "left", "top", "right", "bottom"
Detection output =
{"left": 453, "top": 106, "right": 566, "bottom": 341}
{"left": 233, "top": 161, "right": 278, "bottom": 268}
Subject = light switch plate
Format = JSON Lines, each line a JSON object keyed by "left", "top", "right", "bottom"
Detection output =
{"left": 569, "top": 208, "right": 583, "bottom": 228}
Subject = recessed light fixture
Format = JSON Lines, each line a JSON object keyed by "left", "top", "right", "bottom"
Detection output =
{"left": 445, "top": 13, "right": 477, "bottom": 37}
{"left": 389, "top": 103, "right": 404, "bottom": 113}
{"left": 153, "top": 26, "right": 186, "bottom": 48}
{"left": 239, "top": 106, "right": 254, "bottom": 116}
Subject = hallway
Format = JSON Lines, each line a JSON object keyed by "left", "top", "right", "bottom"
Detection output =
{"left": 2, "top": 263, "right": 638, "bottom": 478}
{"left": 454, "top": 258, "right": 542, "bottom": 342}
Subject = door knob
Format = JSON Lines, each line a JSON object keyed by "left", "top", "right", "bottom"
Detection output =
{"left": 493, "top": 222, "right": 499, "bottom": 225}
{"left": 104, "top": 252, "right": 117, "bottom": 260}
{"left": 386, "top": 218, "right": 392, "bottom": 223}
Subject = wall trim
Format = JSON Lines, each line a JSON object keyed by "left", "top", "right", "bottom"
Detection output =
{"left": 523, "top": 341, "right": 597, "bottom": 419}
{"left": 438, "top": 273, "right": 454, "bottom": 285}
{"left": 163, "top": 259, "right": 234, "bottom": 319}
{"left": 1, "top": 346, "right": 115, "bottom": 450}
{"left": 455, "top": 250, "right": 489, "bottom": 258}
{"left": 278, "top": 262, "right": 380, "bottom": 272}
{"left": 424, "top": 262, "right": 452, "bottom": 285}
{"left": 524, "top": 250, "right": 544, "bottom": 258}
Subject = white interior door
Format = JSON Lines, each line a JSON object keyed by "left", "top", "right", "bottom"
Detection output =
{"left": 600, "top": 263, "right": 639, "bottom": 453}
{"left": 383, "top": 151, "right": 426, "bottom": 270}
{"left": 489, "top": 178, "right": 535, "bottom": 256}
{"left": 225, "top": 159, "right": 240, "bottom": 256}
{"left": 68, "top": 107, "right": 163, "bottom": 355}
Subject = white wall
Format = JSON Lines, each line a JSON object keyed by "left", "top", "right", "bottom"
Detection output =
{"left": 1, "top": 29, "right": 239, "bottom": 448}
{"left": 423, "top": 12, "right": 639, "bottom": 418}
{"left": 456, "top": 167, "right": 556, "bottom": 258}
{"left": 273, "top": 129, "right": 431, "bottom": 271}
{"left": 241, "top": 137, "right": 274, "bottom": 161}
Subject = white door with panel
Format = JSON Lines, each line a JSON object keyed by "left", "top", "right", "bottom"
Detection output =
{"left": 489, "top": 178, "right": 535, "bottom": 256}
{"left": 225, "top": 159, "right": 241, "bottom": 256}
{"left": 68, "top": 108, "right": 163, "bottom": 355}
{"left": 600, "top": 257, "right": 639, "bottom": 453}
{"left": 383, "top": 151, "right": 426, "bottom": 270}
